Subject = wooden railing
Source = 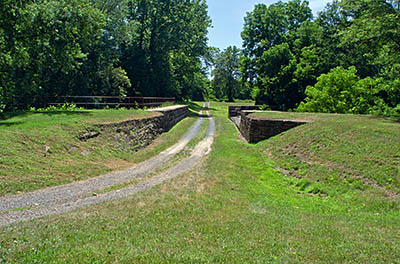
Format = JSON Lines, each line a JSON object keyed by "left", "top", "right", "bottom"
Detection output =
{"left": 41, "top": 96, "right": 175, "bottom": 109}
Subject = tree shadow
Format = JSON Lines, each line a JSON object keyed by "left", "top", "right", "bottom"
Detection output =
{"left": 1, "top": 110, "right": 91, "bottom": 120}
{"left": 188, "top": 109, "right": 200, "bottom": 117}
{"left": 184, "top": 101, "right": 203, "bottom": 112}
{"left": 365, "top": 115, "right": 400, "bottom": 124}
{"left": 0, "top": 111, "right": 92, "bottom": 128}
{"left": 0, "top": 121, "right": 25, "bottom": 127}
{"left": 34, "top": 110, "right": 90, "bottom": 116}
{"left": 0, "top": 111, "right": 30, "bottom": 120}
{"left": 198, "top": 113, "right": 212, "bottom": 118}
{"left": 181, "top": 101, "right": 216, "bottom": 112}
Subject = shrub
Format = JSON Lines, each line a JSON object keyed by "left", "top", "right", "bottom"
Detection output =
{"left": 297, "top": 66, "right": 398, "bottom": 115}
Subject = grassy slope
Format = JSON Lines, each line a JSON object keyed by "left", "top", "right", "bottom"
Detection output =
{"left": 0, "top": 102, "right": 399, "bottom": 263}
{"left": 251, "top": 111, "right": 400, "bottom": 196}
{"left": 0, "top": 109, "right": 197, "bottom": 195}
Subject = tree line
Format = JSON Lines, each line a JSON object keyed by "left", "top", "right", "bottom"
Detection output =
{"left": 210, "top": 0, "right": 400, "bottom": 115}
{"left": 0, "top": 0, "right": 211, "bottom": 110}
{"left": 2, "top": 0, "right": 399, "bottom": 115}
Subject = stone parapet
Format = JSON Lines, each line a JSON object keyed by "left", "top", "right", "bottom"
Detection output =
{"left": 228, "top": 105, "right": 261, "bottom": 118}
{"left": 78, "top": 105, "right": 189, "bottom": 151}
{"left": 240, "top": 114, "right": 309, "bottom": 143}
{"left": 148, "top": 105, "right": 189, "bottom": 132}
{"left": 230, "top": 106, "right": 311, "bottom": 143}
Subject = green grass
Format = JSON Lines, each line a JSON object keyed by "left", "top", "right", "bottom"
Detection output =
{"left": 0, "top": 109, "right": 197, "bottom": 195}
{"left": 0, "top": 109, "right": 155, "bottom": 129}
{"left": 0, "top": 102, "right": 399, "bottom": 263}
{"left": 250, "top": 111, "right": 400, "bottom": 196}
{"left": 94, "top": 117, "right": 211, "bottom": 195}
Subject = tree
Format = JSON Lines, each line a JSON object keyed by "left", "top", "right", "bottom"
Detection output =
{"left": 0, "top": 0, "right": 105, "bottom": 109}
{"left": 211, "top": 46, "right": 242, "bottom": 102}
{"left": 122, "top": 0, "right": 211, "bottom": 98}
{"left": 241, "top": 0, "right": 313, "bottom": 109}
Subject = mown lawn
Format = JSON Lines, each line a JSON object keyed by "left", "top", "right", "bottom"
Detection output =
{"left": 251, "top": 111, "right": 400, "bottom": 196}
{"left": 0, "top": 102, "right": 399, "bottom": 263}
{"left": 0, "top": 109, "right": 197, "bottom": 195}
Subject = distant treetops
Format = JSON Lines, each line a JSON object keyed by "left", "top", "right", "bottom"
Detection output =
{"left": 210, "top": 0, "right": 399, "bottom": 116}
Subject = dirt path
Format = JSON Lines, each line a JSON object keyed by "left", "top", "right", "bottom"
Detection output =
{"left": 0, "top": 103, "right": 214, "bottom": 227}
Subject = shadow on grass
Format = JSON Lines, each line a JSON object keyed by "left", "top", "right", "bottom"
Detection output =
{"left": 0, "top": 111, "right": 30, "bottom": 120}
{"left": 1, "top": 110, "right": 91, "bottom": 120}
{"left": 0, "top": 111, "right": 92, "bottom": 128}
{"left": 188, "top": 110, "right": 214, "bottom": 118}
{"left": 181, "top": 101, "right": 217, "bottom": 112}
{"left": 188, "top": 110, "right": 199, "bottom": 117}
{"left": 366, "top": 114, "right": 400, "bottom": 124}
{"left": 0, "top": 121, "right": 25, "bottom": 127}
{"left": 35, "top": 110, "right": 90, "bottom": 116}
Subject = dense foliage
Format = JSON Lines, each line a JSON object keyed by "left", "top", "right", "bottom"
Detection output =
{"left": 0, "top": 0, "right": 211, "bottom": 110}
{"left": 209, "top": 46, "right": 251, "bottom": 102}
{"left": 2, "top": 0, "right": 399, "bottom": 115}
{"left": 240, "top": 0, "right": 400, "bottom": 115}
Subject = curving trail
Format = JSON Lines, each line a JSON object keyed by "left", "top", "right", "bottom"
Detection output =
{"left": 0, "top": 102, "right": 214, "bottom": 227}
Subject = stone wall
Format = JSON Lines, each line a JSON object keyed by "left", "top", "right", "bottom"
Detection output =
{"left": 228, "top": 105, "right": 261, "bottom": 118}
{"left": 79, "top": 105, "right": 189, "bottom": 151}
{"left": 239, "top": 111, "right": 309, "bottom": 143}
{"left": 148, "top": 105, "right": 189, "bottom": 131}
{"left": 229, "top": 106, "right": 310, "bottom": 143}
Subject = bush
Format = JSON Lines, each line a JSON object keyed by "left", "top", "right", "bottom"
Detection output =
{"left": 31, "top": 103, "right": 84, "bottom": 112}
{"left": 297, "top": 66, "right": 398, "bottom": 115}
{"left": 297, "top": 66, "right": 359, "bottom": 113}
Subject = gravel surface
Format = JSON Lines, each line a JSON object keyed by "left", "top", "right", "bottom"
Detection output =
{"left": 0, "top": 103, "right": 214, "bottom": 227}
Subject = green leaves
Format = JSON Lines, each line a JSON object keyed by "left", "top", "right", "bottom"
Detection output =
{"left": 240, "top": 0, "right": 400, "bottom": 115}
{"left": 0, "top": 0, "right": 106, "bottom": 108}
{"left": 297, "top": 66, "right": 395, "bottom": 114}
{"left": 211, "top": 46, "right": 243, "bottom": 102}
{"left": 241, "top": 0, "right": 313, "bottom": 109}
{"left": 121, "top": 0, "right": 211, "bottom": 98}
{"left": 0, "top": 0, "right": 211, "bottom": 108}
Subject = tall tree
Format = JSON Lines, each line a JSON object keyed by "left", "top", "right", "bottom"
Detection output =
{"left": 241, "top": 0, "right": 312, "bottom": 109}
{"left": 210, "top": 46, "right": 242, "bottom": 102}
{"left": 122, "top": 0, "right": 211, "bottom": 98}
{"left": 0, "top": 0, "right": 105, "bottom": 109}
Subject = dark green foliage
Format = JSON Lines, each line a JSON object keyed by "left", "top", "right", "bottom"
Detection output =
{"left": 240, "top": 0, "right": 400, "bottom": 115}
{"left": 210, "top": 46, "right": 247, "bottom": 102}
{"left": 241, "top": 0, "right": 313, "bottom": 110}
{"left": 0, "top": 0, "right": 105, "bottom": 109}
{"left": 121, "top": 0, "right": 211, "bottom": 99}
{"left": 0, "top": 0, "right": 211, "bottom": 110}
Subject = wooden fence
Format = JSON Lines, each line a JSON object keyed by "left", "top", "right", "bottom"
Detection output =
{"left": 11, "top": 96, "right": 176, "bottom": 109}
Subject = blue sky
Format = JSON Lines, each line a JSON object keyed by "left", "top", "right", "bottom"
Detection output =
{"left": 206, "top": 0, "right": 332, "bottom": 50}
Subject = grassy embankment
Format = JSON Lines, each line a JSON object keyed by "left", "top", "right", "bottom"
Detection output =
{"left": 251, "top": 111, "right": 400, "bottom": 198}
{"left": 0, "top": 102, "right": 399, "bottom": 263}
{"left": 0, "top": 108, "right": 199, "bottom": 195}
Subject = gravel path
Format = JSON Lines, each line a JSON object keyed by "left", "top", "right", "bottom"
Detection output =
{"left": 0, "top": 103, "right": 214, "bottom": 227}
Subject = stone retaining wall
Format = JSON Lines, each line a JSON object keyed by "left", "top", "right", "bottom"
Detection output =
{"left": 79, "top": 105, "right": 189, "bottom": 151}
{"left": 148, "top": 105, "right": 189, "bottom": 131}
{"left": 228, "top": 105, "right": 261, "bottom": 118}
{"left": 229, "top": 107, "right": 310, "bottom": 143}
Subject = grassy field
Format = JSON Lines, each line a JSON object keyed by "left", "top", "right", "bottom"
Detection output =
{"left": 251, "top": 111, "right": 400, "bottom": 197}
{"left": 0, "top": 102, "right": 399, "bottom": 263}
{"left": 0, "top": 109, "right": 197, "bottom": 195}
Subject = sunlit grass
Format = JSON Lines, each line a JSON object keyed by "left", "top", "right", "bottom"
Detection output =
{"left": 0, "top": 109, "right": 196, "bottom": 195}
{"left": 0, "top": 102, "right": 399, "bottom": 263}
